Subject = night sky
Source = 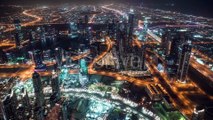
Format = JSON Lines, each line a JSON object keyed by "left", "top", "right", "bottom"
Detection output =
{"left": 0, "top": 0, "right": 212, "bottom": 18}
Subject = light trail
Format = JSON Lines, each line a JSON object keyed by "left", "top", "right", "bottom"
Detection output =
{"left": 148, "top": 26, "right": 213, "bottom": 80}
{"left": 101, "top": 4, "right": 127, "bottom": 19}
{"left": 89, "top": 6, "right": 97, "bottom": 23}
{"left": 3, "top": 9, "right": 43, "bottom": 33}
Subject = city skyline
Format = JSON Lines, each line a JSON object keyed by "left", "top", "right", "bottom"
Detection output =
{"left": 0, "top": 1, "right": 212, "bottom": 120}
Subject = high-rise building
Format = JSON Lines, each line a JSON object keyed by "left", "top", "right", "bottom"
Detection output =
{"left": 177, "top": 41, "right": 192, "bottom": 83}
{"left": 2, "top": 90, "right": 18, "bottom": 120}
{"left": 161, "top": 32, "right": 172, "bottom": 55}
{"left": 16, "top": 104, "right": 26, "bottom": 120}
{"left": 43, "top": 49, "right": 51, "bottom": 61}
{"left": 21, "top": 89, "right": 31, "bottom": 118}
{"left": 138, "top": 18, "right": 148, "bottom": 41}
{"left": 40, "top": 27, "right": 47, "bottom": 49}
{"left": 65, "top": 51, "right": 72, "bottom": 67}
{"left": 34, "top": 50, "right": 46, "bottom": 71}
{"left": 55, "top": 48, "right": 63, "bottom": 68}
{"left": 69, "top": 22, "right": 78, "bottom": 38}
{"left": 29, "top": 31, "right": 36, "bottom": 50}
{"left": 13, "top": 19, "right": 22, "bottom": 48}
{"left": 170, "top": 32, "right": 186, "bottom": 62}
{"left": 51, "top": 70, "right": 60, "bottom": 98}
{"left": 164, "top": 31, "right": 187, "bottom": 77}
{"left": 0, "top": 49, "right": 7, "bottom": 63}
{"left": 2, "top": 95, "right": 15, "bottom": 120}
{"left": 127, "top": 9, "right": 135, "bottom": 45}
{"left": 140, "top": 44, "right": 147, "bottom": 70}
{"left": 14, "top": 19, "right": 21, "bottom": 31}
{"left": 32, "top": 72, "right": 44, "bottom": 107}
{"left": 61, "top": 102, "right": 68, "bottom": 120}
{"left": 80, "top": 59, "right": 88, "bottom": 75}
{"left": 34, "top": 106, "right": 44, "bottom": 120}
{"left": 85, "top": 15, "right": 89, "bottom": 25}
{"left": 14, "top": 32, "right": 21, "bottom": 47}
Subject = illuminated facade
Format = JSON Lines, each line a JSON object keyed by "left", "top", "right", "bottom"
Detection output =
{"left": 127, "top": 9, "right": 135, "bottom": 46}
{"left": 32, "top": 72, "right": 44, "bottom": 108}
{"left": 177, "top": 41, "right": 192, "bottom": 83}
{"left": 13, "top": 19, "right": 22, "bottom": 48}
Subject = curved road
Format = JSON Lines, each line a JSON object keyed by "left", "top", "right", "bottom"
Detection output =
{"left": 3, "top": 9, "right": 43, "bottom": 33}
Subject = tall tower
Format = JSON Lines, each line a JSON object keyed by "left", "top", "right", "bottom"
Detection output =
{"left": 34, "top": 50, "right": 46, "bottom": 71}
{"left": 14, "top": 32, "right": 21, "bottom": 47}
{"left": 61, "top": 102, "right": 68, "bottom": 120}
{"left": 55, "top": 48, "right": 63, "bottom": 68}
{"left": 51, "top": 70, "right": 60, "bottom": 98}
{"left": 140, "top": 44, "right": 146, "bottom": 70}
{"left": 161, "top": 32, "right": 172, "bottom": 55}
{"left": 79, "top": 59, "right": 89, "bottom": 86}
{"left": 142, "top": 18, "right": 148, "bottom": 41}
{"left": 80, "top": 59, "right": 88, "bottom": 75}
{"left": 29, "top": 30, "right": 36, "bottom": 50}
{"left": 2, "top": 95, "right": 15, "bottom": 120}
{"left": 85, "top": 15, "right": 89, "bottom": 25}
{"left": 21, "top": 89, "right": 31, "bottom": 118}
{"left": 163, "top": 31, "right": 188, "bottom": 78}
{"left": 177, "top": 41, "right": 192, "bottom": 83}
{"left": 0, "top": 49, "right": 7, "bottom": 63}
{"left": 127, "top": 9, "right": 135, "bottom": 45}
{"left": 14, "top": 19, "right": 22, "bottom": 48}
{"left": 2, "top": 91, "right": 18, "bottom": 120}
{"left": 40, "top": 27, "right": 47, "bottom": 50}
{"left": 32, "top": 72, "right": 44, "bottom": 107}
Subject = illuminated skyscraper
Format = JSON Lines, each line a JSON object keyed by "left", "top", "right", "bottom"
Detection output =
{"left": 51, "top": 70, "right": 60, "bottom": 98}
{"left": 16, "top": 104, "right": 26, "bottom": 120}
{"left": 69, "top": 22, "right": 78, "bottom": 38}
{"left": 80, "top": 59, "right": 88, "bottom": 75}
{"left": 177, "top": 41, "right": 192, "bottom": 83}
{"left": 127, "top": 9, "right": 135, "bottom": 44}
{"left": 21, "top": 89, "right": 31, "bottom": 119}
{"left": 170, "top": 32, "right": 186, "bottom": 63}
{"left": 14, "top": 32, "right": 21, "bottom": 47}
{"left": 164, "top": 32, "right": 187, "bottom": 76}
{"left": 29, "top": 31, "right": 36, "bottom": 50}
{"left": 14, "top": 19, "right": 21, "bottom": 31}
{"left": 34, "top": 50, "right": 46, "bottom": 71}
{"left": 138, "top": 18, "right": 148, "bottom": 41}
{"left": 2, "top": 91, "right": 18, "bottom": 120}
{"left": 40, "top": 27, "right": 47, "bottom": 49}
{"left": 161, "top": 32, "right": 172, "bottom": 55}
{"left": 55, "top": 48, "right": 63, "bottom": 68}
{"left": 140, "top": 44, "right": 146, "bottom": 70}
{"left": 61, "top": 102, "right": 68, "bottom": 120}
{"left": 13, "top": 19, "right": 22, "bottom": 48}
{"left": 32, "top": 72, "right": 44, "bottom": 108}
{"left": 79, "top": 59, "right": 89, "bottom": 86}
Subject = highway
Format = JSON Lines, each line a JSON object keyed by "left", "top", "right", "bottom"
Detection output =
{"left": 145, "top": 41, "right": 213, "bottom": 117}
{"left": 89, "top": 6, "right": 97, "bottom": 23}
{"left": 3, "top": 8, "right": 43, "bottom": 33}
{"left": 147, "top": 26, "right": 213, "bottom": 82}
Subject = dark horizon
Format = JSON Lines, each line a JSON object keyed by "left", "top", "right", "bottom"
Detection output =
{"left": 0, "top": 0, "right": 212, "bottom": 18}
